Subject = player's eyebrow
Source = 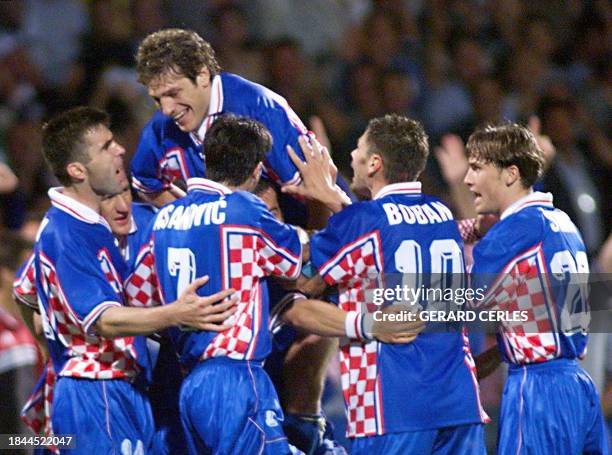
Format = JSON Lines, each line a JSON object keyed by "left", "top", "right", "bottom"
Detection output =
{"left": 101, "top": 137, "right": 114, "bottom": 151}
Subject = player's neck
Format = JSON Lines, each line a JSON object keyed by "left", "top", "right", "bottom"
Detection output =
{"left": 368, "top": 179, "right": 388, "bottom": 200}
{"left": 62, "top": 184, "right": 102, "bottom": 214}
{"left": 498, "top": 187, "right": 533, "bottom": 215}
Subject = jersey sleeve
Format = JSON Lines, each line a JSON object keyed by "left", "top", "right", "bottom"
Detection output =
{"left": 252, "top": 196, "right": 302, "bottom": 279}
{"left": 256, "top": 95, "right": 307, "bottom": 187}
{"left": 131, "top": 118, "right": 166, "bottom": 194}
{"left": 13, "top": 253, "right": 38, "bottom": 310}
{"left": 310, "top": 204, "right": 383, "bottom": 287}
{"left": 52, "top": 241, "right": 124, "bottom": 334}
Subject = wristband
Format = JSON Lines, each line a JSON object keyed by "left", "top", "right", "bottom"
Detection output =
{"left": 345, "top": 311, "right": 374, "bottom": 341}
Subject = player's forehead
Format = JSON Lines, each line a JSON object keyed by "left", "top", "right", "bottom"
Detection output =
{"left": 83, "top": 124, "right": 112, "bottom": 149}
{"left": 147, "top": 69, "right": 190, "bottom": 94}
{"left": 101, "top": 187, "right": 132, "bottom": 207}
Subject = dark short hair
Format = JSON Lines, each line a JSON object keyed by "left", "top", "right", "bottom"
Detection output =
{"left": 466, "top": 123, "right": 544, "bottom": 188}
{"left": 253, "top": 178, "right": 275, "bottom": 197}
{"left": 136, "top": 28, "right": 221, "bottom": 86}
{"left": 366, "top": 114, "right": 429, "bottom": 183}
{"left": 42, "top": 107, "right": 110, "bottom": 186}
{"left": 204, "top": 115, "right": 272, "bottom": 186}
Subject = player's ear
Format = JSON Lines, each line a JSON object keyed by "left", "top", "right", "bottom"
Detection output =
{"left": 368, "top": 153, "right": 383, "bottom": 175}
{"left": 503, "top": 165, "right": 520, "bottom": 187}
{"left": 196, "top": 67, "right": 211, "bottom": 87}
{"left": 66, "top": 161, "right": 87, "bottom": 183}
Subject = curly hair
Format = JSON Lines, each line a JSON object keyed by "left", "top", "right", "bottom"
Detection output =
{"left": 136, "top": 28, "right": 221, "bottom": 86}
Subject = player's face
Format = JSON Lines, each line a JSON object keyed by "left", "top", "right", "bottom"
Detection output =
{"left": 83, "top": 125, "right": 128, "bottom": 198}
{"left": 100, "top": 188, "right": 133, "bottom": 237}
{"left": 350, "top": 131, "right": 372, "bottom": 195}
{"left": 464, "top": 157, "right": 506, "bottom": 215}
{"left": 258, "top": 186, "right": 283, "bottom": 222}
{"left": 148, "top": 69, "right": 211, "bottom": 133}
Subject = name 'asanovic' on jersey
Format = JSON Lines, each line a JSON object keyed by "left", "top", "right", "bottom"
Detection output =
{"left": 470, "top": 192, "right": 590, "bottom": 365}
{"left": 310, "top": 182, "right": 487, "bottom": 438}
{"left": 131, "top": 72, "right": 307, "bottom": 194}
{"left": 23, "top": 188, "right": 149, "bottom": 380}
{"left": 127, "top": 178, "right": 302, "bottom": 370}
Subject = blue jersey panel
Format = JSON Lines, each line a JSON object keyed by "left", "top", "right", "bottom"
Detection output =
{"left": 149, "top": 179, "right": 301, "bottom": 370}
{"left": 310, "top": 184, "right": 486, "bottom": 436}
{"left": 471, "top": 194, "right": 590, "bottom": 365}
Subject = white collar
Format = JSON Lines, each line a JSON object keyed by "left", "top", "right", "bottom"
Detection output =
{"left": 500, "top": 191, "right": 554, "bottom": 220}
{"left": 373, "top": 182, "right": 422, "bottom": 200}
{"left": 129, "top": 215, "right": 137, "bottom": 234}
{"left": 48, "top": 187, "right": 111, "bottom": 231}
{"left": 192, "top": 74, "right": 224, "bottom": 144}
{"left": 187, "top": 177, "right": 232, "bottom": 195}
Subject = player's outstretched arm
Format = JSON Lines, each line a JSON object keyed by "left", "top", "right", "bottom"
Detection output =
{"left": 138, "top": 184, "right": 185, "bottom": 208}
{"left": 96, "top": 276, "right": 238, "bottom": 337}
{"left": 284, "top": 297, "right": 424, "bottom": 344}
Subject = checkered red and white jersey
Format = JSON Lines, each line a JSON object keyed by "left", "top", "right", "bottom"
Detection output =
{"left": 13, "top": 252, "right": 38, "bottom": 309}
{"left": 144, "top": 178, "right": 301, "bottom": 370}
{"left": 310, "top": 182, "right": 487, "bottom": 437}
{"left": 471, "top": 192, "right": 590, "bottom": 365}
{"left": 31, "top": 188, "right": 149, "bottom": 380}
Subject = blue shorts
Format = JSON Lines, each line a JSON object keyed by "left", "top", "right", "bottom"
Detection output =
{"left": 180, "top": 357, "right": 293, "bottom": 455}
{"left": 499, "top": 358, "right": 609, "bottom": 455}
{"left": 350, "top": 424, "right": 485, "bottom": 455}
{"left": 52, "top": 377, "right": 154, "bottom": 455}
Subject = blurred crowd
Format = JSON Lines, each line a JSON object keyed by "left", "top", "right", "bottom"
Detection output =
{"left": 0, "top": 0, "right": 610, "bottom": 444}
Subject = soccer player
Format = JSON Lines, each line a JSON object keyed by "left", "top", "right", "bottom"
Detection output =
{"left": 14, "top": 107, "right": 236, "bottom": 454}
{"left": 130, "top": 114, "right": 305, "bottom": 454}
{"left": 283, "top": 115, "right": 488, "bottom": 454}
{"left": 132, "top": 28, "right": 344, "bottom": 220}
{"left": 464, "top": 124, "right": 608, "bottom": 454}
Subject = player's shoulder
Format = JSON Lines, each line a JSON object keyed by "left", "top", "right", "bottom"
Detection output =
{"left": 474, "top": 209, "right": 544, "bottom": 267}
{"left": 327, "top": 200, "right": 373, "bottom": 227}
{"left": 222, "top": 72, "right": 283, "bottom": 110}
{"left": 143, "top": 110, "right": 173, "bottom": 132}
{"left": 226, "top": 190, "right": 268, "bottom": 215}
{"left": 132, "top": 202, "right": 157, "bottom": 227}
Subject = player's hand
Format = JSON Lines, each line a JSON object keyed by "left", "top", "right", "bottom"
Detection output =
{"left": 434, "top": 134, "right": 469, "bottom": 185}
{"left": 308, "top": 116, "right": 337, "bottom": 181}
{"left": 0, "top": 162, "right": 18, "bottom": 194}
{"left": 283, "top": 135, "right": 349, "bottom": 212}
{"left": 371, "top": 304, "right": 425, "bottom": 344}
{"left": 175, "top": 276, "right": 238, "bottom": 332}
{"left": 528, "top": 116, "right": 555, "bottom": 169}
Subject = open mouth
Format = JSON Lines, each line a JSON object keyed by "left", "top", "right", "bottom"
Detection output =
{"left": 173, "top": 108, "right": 189, "bottom": 124}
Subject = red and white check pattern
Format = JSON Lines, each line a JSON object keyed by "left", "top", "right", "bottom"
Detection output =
{"left": 125, "top": 244, "right": 162, "bottom": 307}
{"left": 320, "top": 232, "right": 385, "bottom": 437}
{"left": 479, "top": 244, "right": 560, "bottom": 364}
{"left": 204, "top": 227, "right": 300, "bottom": 360}
{"left": 21, "top": 360, "right": 57, "bottom": 453}
{"left": 39, "top": 253, "right": 140, "bottom": 379}
{"left": 13, "top": 253, "right": 38, "bottom": 309}
{"left": 462, "top": 328, "right": 490, "bottom": 423}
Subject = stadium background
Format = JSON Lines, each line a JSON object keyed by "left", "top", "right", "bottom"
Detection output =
{"left": 0, "top": 0, "right": 609, "bottom": 452}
